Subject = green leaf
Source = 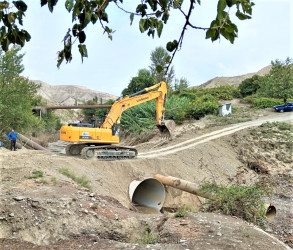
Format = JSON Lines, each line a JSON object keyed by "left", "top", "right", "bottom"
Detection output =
{"left": 156, "top": 65, "right": 164, "bottom": 73}
{"left": 48, "top": 0, "right": 58, "bottom": 13}
{"left": 217, "top": 0, "right": 227, "bottom": 13}
{"left": 41, "top": 0, "right": 48, "bottom": 7}
{"left": 236, "top": 10, "right": 251, "bottom": 20}
{"left": 130, "top": 13, "right": 134, "bottom": 25}
{"left": 13, "top": 1, "right": 27, "bottom": 12}
{"left": 84, "top": 12, "right": 92, "bottom": 26}
{"left": 166, "top": 40, "right": 178, "bottom": 52}
{"left": 157, "top": 21, "right": 163, "bottom": 37}
{"left": 100, "top": 12, "right": 108, "bottom": 22}
{"left": 155, "top": 10, "right": 162, "bottom": 18}
{"left": 65, "top": 0, "right": 73, "bottom": 12}
{"left": 91, "top": 14, "right": 99, "bottom": 24}
{"left": 78, "top": 44, "right": 88, "bottom": 62}
{"left": 206, "top": 28, "right": 216, "bottom": 39}
{"left": 78, "top": 31, "right": 86, "bottom": 43}
{"left": 57, "top": 50, "right": 65, "bottom": 68}
{"left": 139, "top": 19, "right": 146, "bottom": 33}
{"left": 21, "top": 29, "right": 31, "bottom": 41}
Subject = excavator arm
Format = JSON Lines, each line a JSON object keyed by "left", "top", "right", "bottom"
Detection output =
{"left": 101, "top": 82, "right": 167, "bottom": 129}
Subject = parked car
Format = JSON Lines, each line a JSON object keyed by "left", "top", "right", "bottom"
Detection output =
{"left": 273, "top": 102, "right": 293, "bottom": 112}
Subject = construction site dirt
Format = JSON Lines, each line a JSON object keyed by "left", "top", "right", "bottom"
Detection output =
{"left": 0, "top": 109, "right": 292, "bottom": 249}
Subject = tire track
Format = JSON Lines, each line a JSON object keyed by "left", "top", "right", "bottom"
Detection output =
{"left": 138, "top": 113, "right": 293, "bottom": 159}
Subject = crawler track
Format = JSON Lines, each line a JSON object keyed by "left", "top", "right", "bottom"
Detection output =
{"left": 80, "top": 145, "right": 138, "bottom": 160}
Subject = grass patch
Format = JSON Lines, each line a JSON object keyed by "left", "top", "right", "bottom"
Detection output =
{"left": 199, "top": 184, "right": 270, "bottom": 227}
{"left": 51, "top": 177, "right": 58, "bottom": 185}
{"left": 38, "top": 178, "right": 48, "bottom": 184}
{"left": 59, "top": 167, "right": 92, "bottom": 190}
{"left": 174, "top": 205, "right": 194, "bottom": 218}
{"left": 136, "top": 225, "right": 159, "bottom": 245}
{"left": 27, "top": 170, "right": 44, "bottom": 179}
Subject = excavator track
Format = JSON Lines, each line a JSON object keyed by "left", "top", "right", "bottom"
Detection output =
{"left": 80, "top": 145, "right": 138, "bottom": 160}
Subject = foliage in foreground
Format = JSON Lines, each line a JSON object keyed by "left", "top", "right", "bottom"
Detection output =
{"left": 199, "top": 184, "right": 270, "bottom": 227}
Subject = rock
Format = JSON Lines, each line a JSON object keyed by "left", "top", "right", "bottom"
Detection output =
{"left": 13, "top": 196, "right": 25, "bottom": 201}
{"left": 9, "top": 213, "right": 14, "bottom": 217}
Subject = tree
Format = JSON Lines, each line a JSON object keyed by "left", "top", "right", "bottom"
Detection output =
{"left": 0, "top": 46, "right": 43, "bottom": 135}
{"left": 0, "top": 0, "right": 254, "bottom": 69}
{"left": 121, "top": 69, "right": 154, "bottom": 96}
{"left": 239, "top": 75, "right": 261, "bottom": 97}
{"left": 149, "top": 46, "right": 175, "bottom": 85}
{"left": 257, "top": 58, "right": 293, "bottom": 103}
{"left": 174, "top": 78, "right": 189, "bottom": 93}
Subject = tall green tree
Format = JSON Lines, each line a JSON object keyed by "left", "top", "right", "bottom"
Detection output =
{"left": 257, "top": 58, "right": 293, "bottom": 103}
{"left": 0, "top": 1, "right": 254, "bottom": 68}
{"left": 122, "top": 69, "right": 154, "bottom": 96}
{"left": 174, "top": 77, "right": 189, "bottom": 93}
{"left": 0, "top": 46, "right": 42, "bottom": 135}
{"left": 239, "top": 75, "right": 262, "bottom": 97}
{"left": 149, "top": 46, "right": 175, "bottom": 85}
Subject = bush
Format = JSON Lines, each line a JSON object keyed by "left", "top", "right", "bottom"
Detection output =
{"left": 239, "top": 75, "right": 262, "bottom": 97}
{"left": 165, "top": 95, "right": 189, "bottom": 124}
{"left": 187, "top": 95, "right": 219, "bottom": 119}
{"left": 199, "top": 184, "right": 270, "bottom": 227}
{"left": 197, "top": 86, "right": 241, "bottom": 100}
{"left": 251, "top": 97, "right": 283, "bottom": 109}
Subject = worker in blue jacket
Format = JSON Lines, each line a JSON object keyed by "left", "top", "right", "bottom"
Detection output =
{"left": 7, "top": 129, "right": 18, "bottom": 151}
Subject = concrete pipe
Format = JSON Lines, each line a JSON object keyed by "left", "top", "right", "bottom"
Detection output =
{"left": 129, "top": 178, "right": 165, "bottom": 211}
{"left": 18, "top": 133, "right": 50, "bottom": 152}
{"left": 154, "top": 174, "right": 276, "bottom": 220}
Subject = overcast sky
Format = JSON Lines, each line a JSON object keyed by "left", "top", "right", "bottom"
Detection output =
{"left": 21, "top": 0, "right": 292, "bottom": 96}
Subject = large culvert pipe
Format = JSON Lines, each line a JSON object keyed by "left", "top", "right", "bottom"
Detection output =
{"left": 154, "top": 174, "right": 276, "bottom": 220}
{"left": 129, "top": 178, "right": 165, "bottom": 211}
{"left": 18, "top": 133, "right": 50, "bottom": 152}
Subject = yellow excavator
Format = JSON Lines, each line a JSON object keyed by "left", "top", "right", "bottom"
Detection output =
{"left": 60, "top": 81, "right": 175, "bottom": 160}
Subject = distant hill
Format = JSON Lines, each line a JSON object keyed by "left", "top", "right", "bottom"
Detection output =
{"left": 193, "top": 65, "right": 271, "bottom": 89}
{"left": 33, "top": 80, "right": 118, "bottom": 105}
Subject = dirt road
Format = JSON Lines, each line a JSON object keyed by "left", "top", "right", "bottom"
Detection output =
{"left": 139, "top": 112, "right": 293, "bottom": 158}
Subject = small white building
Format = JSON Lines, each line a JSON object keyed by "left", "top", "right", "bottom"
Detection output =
{"left": 219, "top": 103, "right": 232, "bottom": 116}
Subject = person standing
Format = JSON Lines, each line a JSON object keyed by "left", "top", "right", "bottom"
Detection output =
{"left": 7, "top": 129, "right": 18, "bottom": 151}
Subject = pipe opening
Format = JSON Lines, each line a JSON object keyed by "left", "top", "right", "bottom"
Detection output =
{"left": 265, "top": 204, "right": 277, "bottom": 220}
{"left": 129, "top": 178, "right": 165, "bottom": 211}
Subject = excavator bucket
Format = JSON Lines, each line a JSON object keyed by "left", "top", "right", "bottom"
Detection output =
{"left": 157, "top": 120, "right": 176, "bottom": 139}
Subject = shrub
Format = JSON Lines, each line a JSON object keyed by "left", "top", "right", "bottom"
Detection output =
{"left": 187, "top": 95, "right": 219, "bottom": 119}
{"left": 165, "top": 95, "right": 189, "bottom": 124}
{"left": 174, "top": 205, "right": 194, "bottom": 218}
{"left": 251, "top": 97, "right": 283, "bottom": 109}
{"left": 239, "top": 75, "right": 262, "bottom": 97}
{"left": 199, "top": 184, "right": 270, "bottom": 227}
{"left": 27, "top": 170, "right": 44, "bottom": 179}
{"left": 197, "top": 86, "right": 241, "bottom": 100}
